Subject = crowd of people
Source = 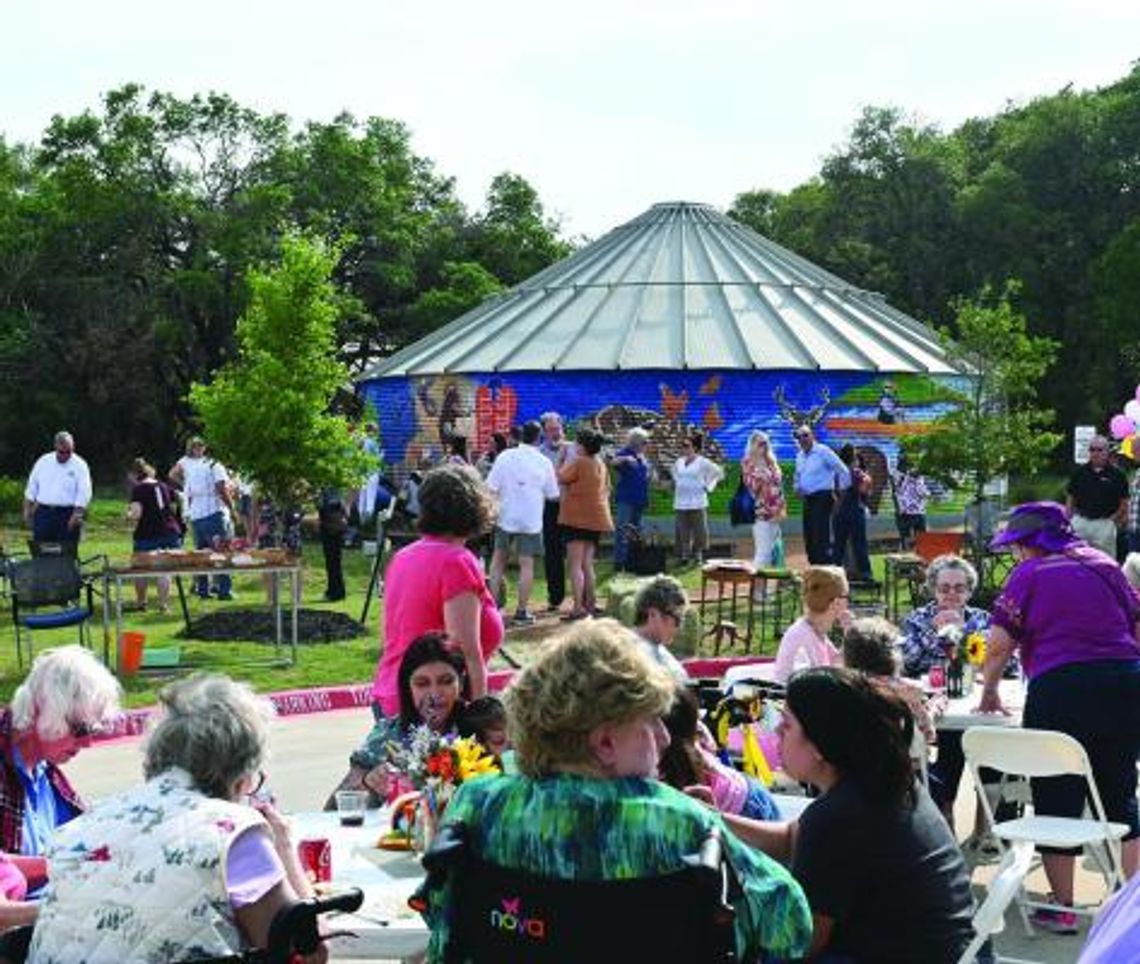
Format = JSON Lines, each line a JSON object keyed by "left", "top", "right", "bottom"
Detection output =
{"left": 15, "top": 422, "right": 1140, "bottom": 961}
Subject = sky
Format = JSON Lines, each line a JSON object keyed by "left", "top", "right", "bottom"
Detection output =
{"left": 3, "top": 0, "right": 1138, "bottom": 239}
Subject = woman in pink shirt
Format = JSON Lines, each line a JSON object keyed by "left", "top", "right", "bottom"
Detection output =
{"left": 773, "top": 566, "right": 849, "bottom": 683}
{"left": 332, "top": 466, "right": 503, "bottom": 798}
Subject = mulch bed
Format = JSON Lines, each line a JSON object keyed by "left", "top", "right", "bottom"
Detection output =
{"left": 179, "top": 608, "right": 366, "bottom": 644}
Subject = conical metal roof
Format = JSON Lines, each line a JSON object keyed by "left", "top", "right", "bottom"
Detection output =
{"left": 364, "top": 201, "right": 963, "bottom": 378}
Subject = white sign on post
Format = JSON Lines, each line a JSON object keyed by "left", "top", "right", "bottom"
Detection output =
{"left": 1074, "top": 425, "right": 1096, "bottom": 464}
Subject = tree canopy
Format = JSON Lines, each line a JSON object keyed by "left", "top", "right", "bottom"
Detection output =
{"left": 189, "top": 234, "right": 374, "bottom": 507}
{"left": 730, "top": 63, "right": 1140, "bottom": 450}
{"left": 0, "top": 86, "right": 570, "bottom": 478}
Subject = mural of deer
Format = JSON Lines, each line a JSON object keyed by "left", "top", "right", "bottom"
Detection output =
{"left": 773, "top": 384, "right": 831, "bottom": 429}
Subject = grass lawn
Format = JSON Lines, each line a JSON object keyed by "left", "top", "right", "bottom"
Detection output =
{"left": 2, "top": 493, "right": 939, "bottom": 706}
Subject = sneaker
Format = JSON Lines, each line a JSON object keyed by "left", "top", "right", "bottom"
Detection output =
{"left": 214, "top": 592, "right": 237, "bottom": 602}
{"left": 512, "top": 610, "right": 536, "bottom": 625}
{"left": 1029, "top": 907, "right": 1079, "bottom": 935}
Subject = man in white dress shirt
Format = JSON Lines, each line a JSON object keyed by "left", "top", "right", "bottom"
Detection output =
{"left": 486, "top": 420, "right": 560, "bottom": 624}
{"left": 24, "top": 431, "right": 92, "bottom": 545}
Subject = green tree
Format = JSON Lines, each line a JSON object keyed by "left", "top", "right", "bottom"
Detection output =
{"left": 467, "top": 172, "right": 572, "bottom": 286}
{"left": 905, "top": 284, "right": 1060, "bottom": 568}
{"left": 189, "top": 234, "right": 373, "bottom": 508}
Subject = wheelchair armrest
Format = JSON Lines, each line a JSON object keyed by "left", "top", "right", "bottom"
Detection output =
{"left": 263, "top": 887, "right": 363, "bottom": 964}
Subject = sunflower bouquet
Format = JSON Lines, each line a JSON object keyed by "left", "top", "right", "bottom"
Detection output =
{"left": 934, "top": 625, "right": 987, "bottom": 695}
{"left": 388, "top": 725, "right": 500, "bottom": 815}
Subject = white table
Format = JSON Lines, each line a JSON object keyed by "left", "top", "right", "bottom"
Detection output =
{"left": 937, "top": 677, "right": 1024, "bottom": 731}
{"left": 289, "top": 809, "right": 429, "bottom": 962}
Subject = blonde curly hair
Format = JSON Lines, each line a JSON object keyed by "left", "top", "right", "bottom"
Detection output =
{"left": 504, "top": 619, "right": 675, "bottom": 777}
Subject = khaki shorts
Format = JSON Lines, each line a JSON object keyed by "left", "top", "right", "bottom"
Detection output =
{"left": 494, "top": 527, "right": 544, "bottom": 557}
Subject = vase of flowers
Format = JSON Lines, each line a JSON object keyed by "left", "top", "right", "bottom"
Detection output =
{"left": 387, "top": 725, "right": 500, "bottom": 851}
{"left": 936, "top": 625, "right": 987, "bottom": 697}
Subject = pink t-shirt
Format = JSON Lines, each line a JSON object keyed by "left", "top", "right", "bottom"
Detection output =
{"left": 773, "top": 616, "right": 842, "bottom": 683}
{"left": 701, "top": 747, "right": 750, "bottom": 815}
{"left": 374, "top": 537, "right": 504, "bottom": 714}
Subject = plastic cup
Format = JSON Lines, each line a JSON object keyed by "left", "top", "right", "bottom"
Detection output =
{"left": 335, "top": 790, "right": 368, "bottom": 827}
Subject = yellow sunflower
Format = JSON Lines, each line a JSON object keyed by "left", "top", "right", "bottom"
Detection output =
{"left": 454, "top": 736, "right": 501, "bottom": 782}
{"left": 965, "top": 632, "right": 986, "bottom": 666}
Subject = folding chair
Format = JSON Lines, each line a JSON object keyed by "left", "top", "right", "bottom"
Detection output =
{"left": 962, "top": 726, "right": 1129, "bottom": 930}
{"left": 415, "top": 823, "right": 739, "bottom": 963}
{"left": 956, "top": 841, "right": 1039, "bottom": 964}
{"left": 7, "top": 555, "right": 97, "bottom": 667}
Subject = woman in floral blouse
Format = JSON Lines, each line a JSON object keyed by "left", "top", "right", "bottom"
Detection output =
{"left": 741, "top": 429, "right": 786, "bottom": 568}
{"left": 29, "top": 675, "right": 323, "bottom": 964}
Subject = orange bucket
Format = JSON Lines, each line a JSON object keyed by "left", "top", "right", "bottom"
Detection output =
{"left": 120, "top": 631, "right": 146, "bottom": 675}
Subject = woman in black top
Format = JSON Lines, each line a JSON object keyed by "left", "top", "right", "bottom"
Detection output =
{"left": 723, "top": 667, "right": 975, "bottom": 963}
{"left": 127, "top": 456, "right": 183, "bottom": 612}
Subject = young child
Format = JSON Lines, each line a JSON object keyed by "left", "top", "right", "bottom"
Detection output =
{"left": 659, "top": 687, "right": 781, "bottom": 821}
{"left": 456, "top": 695, "right": 509, "bottom": 759}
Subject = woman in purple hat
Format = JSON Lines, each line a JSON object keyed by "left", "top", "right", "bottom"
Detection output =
{"left": 981, "top": 501, "right": 1140, "bottom": 933}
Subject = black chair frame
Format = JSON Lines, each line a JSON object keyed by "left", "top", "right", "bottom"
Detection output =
{"left": 7, "top": 551, "right": 105, "bottom": 667}
{"left": 415, "top": 823, "right": 740, "bottom": 964}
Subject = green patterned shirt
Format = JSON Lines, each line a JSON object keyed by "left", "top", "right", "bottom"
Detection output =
{"left": 422, "top": 772, "right": 812, "bottom": 962}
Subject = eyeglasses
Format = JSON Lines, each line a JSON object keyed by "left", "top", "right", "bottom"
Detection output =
{"left": 246, "top": 770, "right": 270, "bottom": 802}
{"left": 68, "top": 720, "right": 100, "bottom": 739}
{"left": 936, "top": 582, "right": 970, "bottom": 594}
{"left": 1089, "top": 446, "right": 1108, "bottom": 453}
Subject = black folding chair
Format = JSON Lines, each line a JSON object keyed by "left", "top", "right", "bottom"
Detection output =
{"left": 7, "top": 555, "right": 97, "bottom": 666}
{"left": 415, "top": 823, "right": 739, "bottom": 964}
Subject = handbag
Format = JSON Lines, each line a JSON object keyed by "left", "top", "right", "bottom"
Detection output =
{"left": 729, "top": 481, "right": 757, "bottom": 526}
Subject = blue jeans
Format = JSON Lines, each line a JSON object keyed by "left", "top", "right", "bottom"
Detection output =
{"left": 191, "top": 511, "right": 231, "bottom": 597}
{"left": 613, "top": 501, "right": 644, "bottom": 569}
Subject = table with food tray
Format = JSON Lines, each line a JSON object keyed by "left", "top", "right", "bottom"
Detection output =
{"left": 103, "top": 547, "right": 301, "bottom": 674}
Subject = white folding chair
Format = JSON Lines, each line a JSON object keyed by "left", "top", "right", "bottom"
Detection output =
{"left": 956, "top": 841, "right": 1039, "bottom": 964}
{"left": 962, "top": 727, "right": 1129, "bottom": 930}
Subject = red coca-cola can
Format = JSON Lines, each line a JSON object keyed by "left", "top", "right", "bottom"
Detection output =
{"left": 297, "top": 837, "right": 332, "bottom": 884}
{"left": 928, "top": 663, "right": 946, "bottom": 690}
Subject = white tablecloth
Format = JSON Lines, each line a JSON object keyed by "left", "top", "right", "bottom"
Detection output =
{"left": 936, "top": 677, "right": 1024, "bottom": 731}
{"left": 289, "top": 809, "right": 429, "bottom": 962}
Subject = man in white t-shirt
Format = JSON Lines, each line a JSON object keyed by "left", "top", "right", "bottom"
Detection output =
{"left": 486, "top": 420, "right": 560, "bottom": 624}
{"left": 23, "top": 431, "right": 93, "bottom": 545}
{"left": 169, "top": 437, "right": 236, "bottom": 599}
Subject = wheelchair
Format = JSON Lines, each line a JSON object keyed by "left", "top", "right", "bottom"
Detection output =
{"left": 0, "top": 888, "right": 363, "bottom": 964}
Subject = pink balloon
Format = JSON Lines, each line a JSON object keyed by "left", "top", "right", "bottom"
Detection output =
{"left": 1110, "top": 414, "right": 1135, "bottom": 440}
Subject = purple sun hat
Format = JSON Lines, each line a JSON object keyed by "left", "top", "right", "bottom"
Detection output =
{"left": 988, "top": 501, "right": 1083, "bottom": 553}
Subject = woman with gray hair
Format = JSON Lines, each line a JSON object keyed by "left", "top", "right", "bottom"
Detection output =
{"left": 28, "top": 675, "right": 325, "bottom": 964}
{"left": 898, "top": 554, "right": 990, "bottom": 677}
{"left": 898, "top": 554, "right": 994, "bottom": 823}
{"left": 1, "top": 645, "right": 121, "bottom": 856}
{"left": 741, "top": 429, "right": 785, "bottom": 568}
{"left": 417, "top": 620, "right": 812, "bottom": 962}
